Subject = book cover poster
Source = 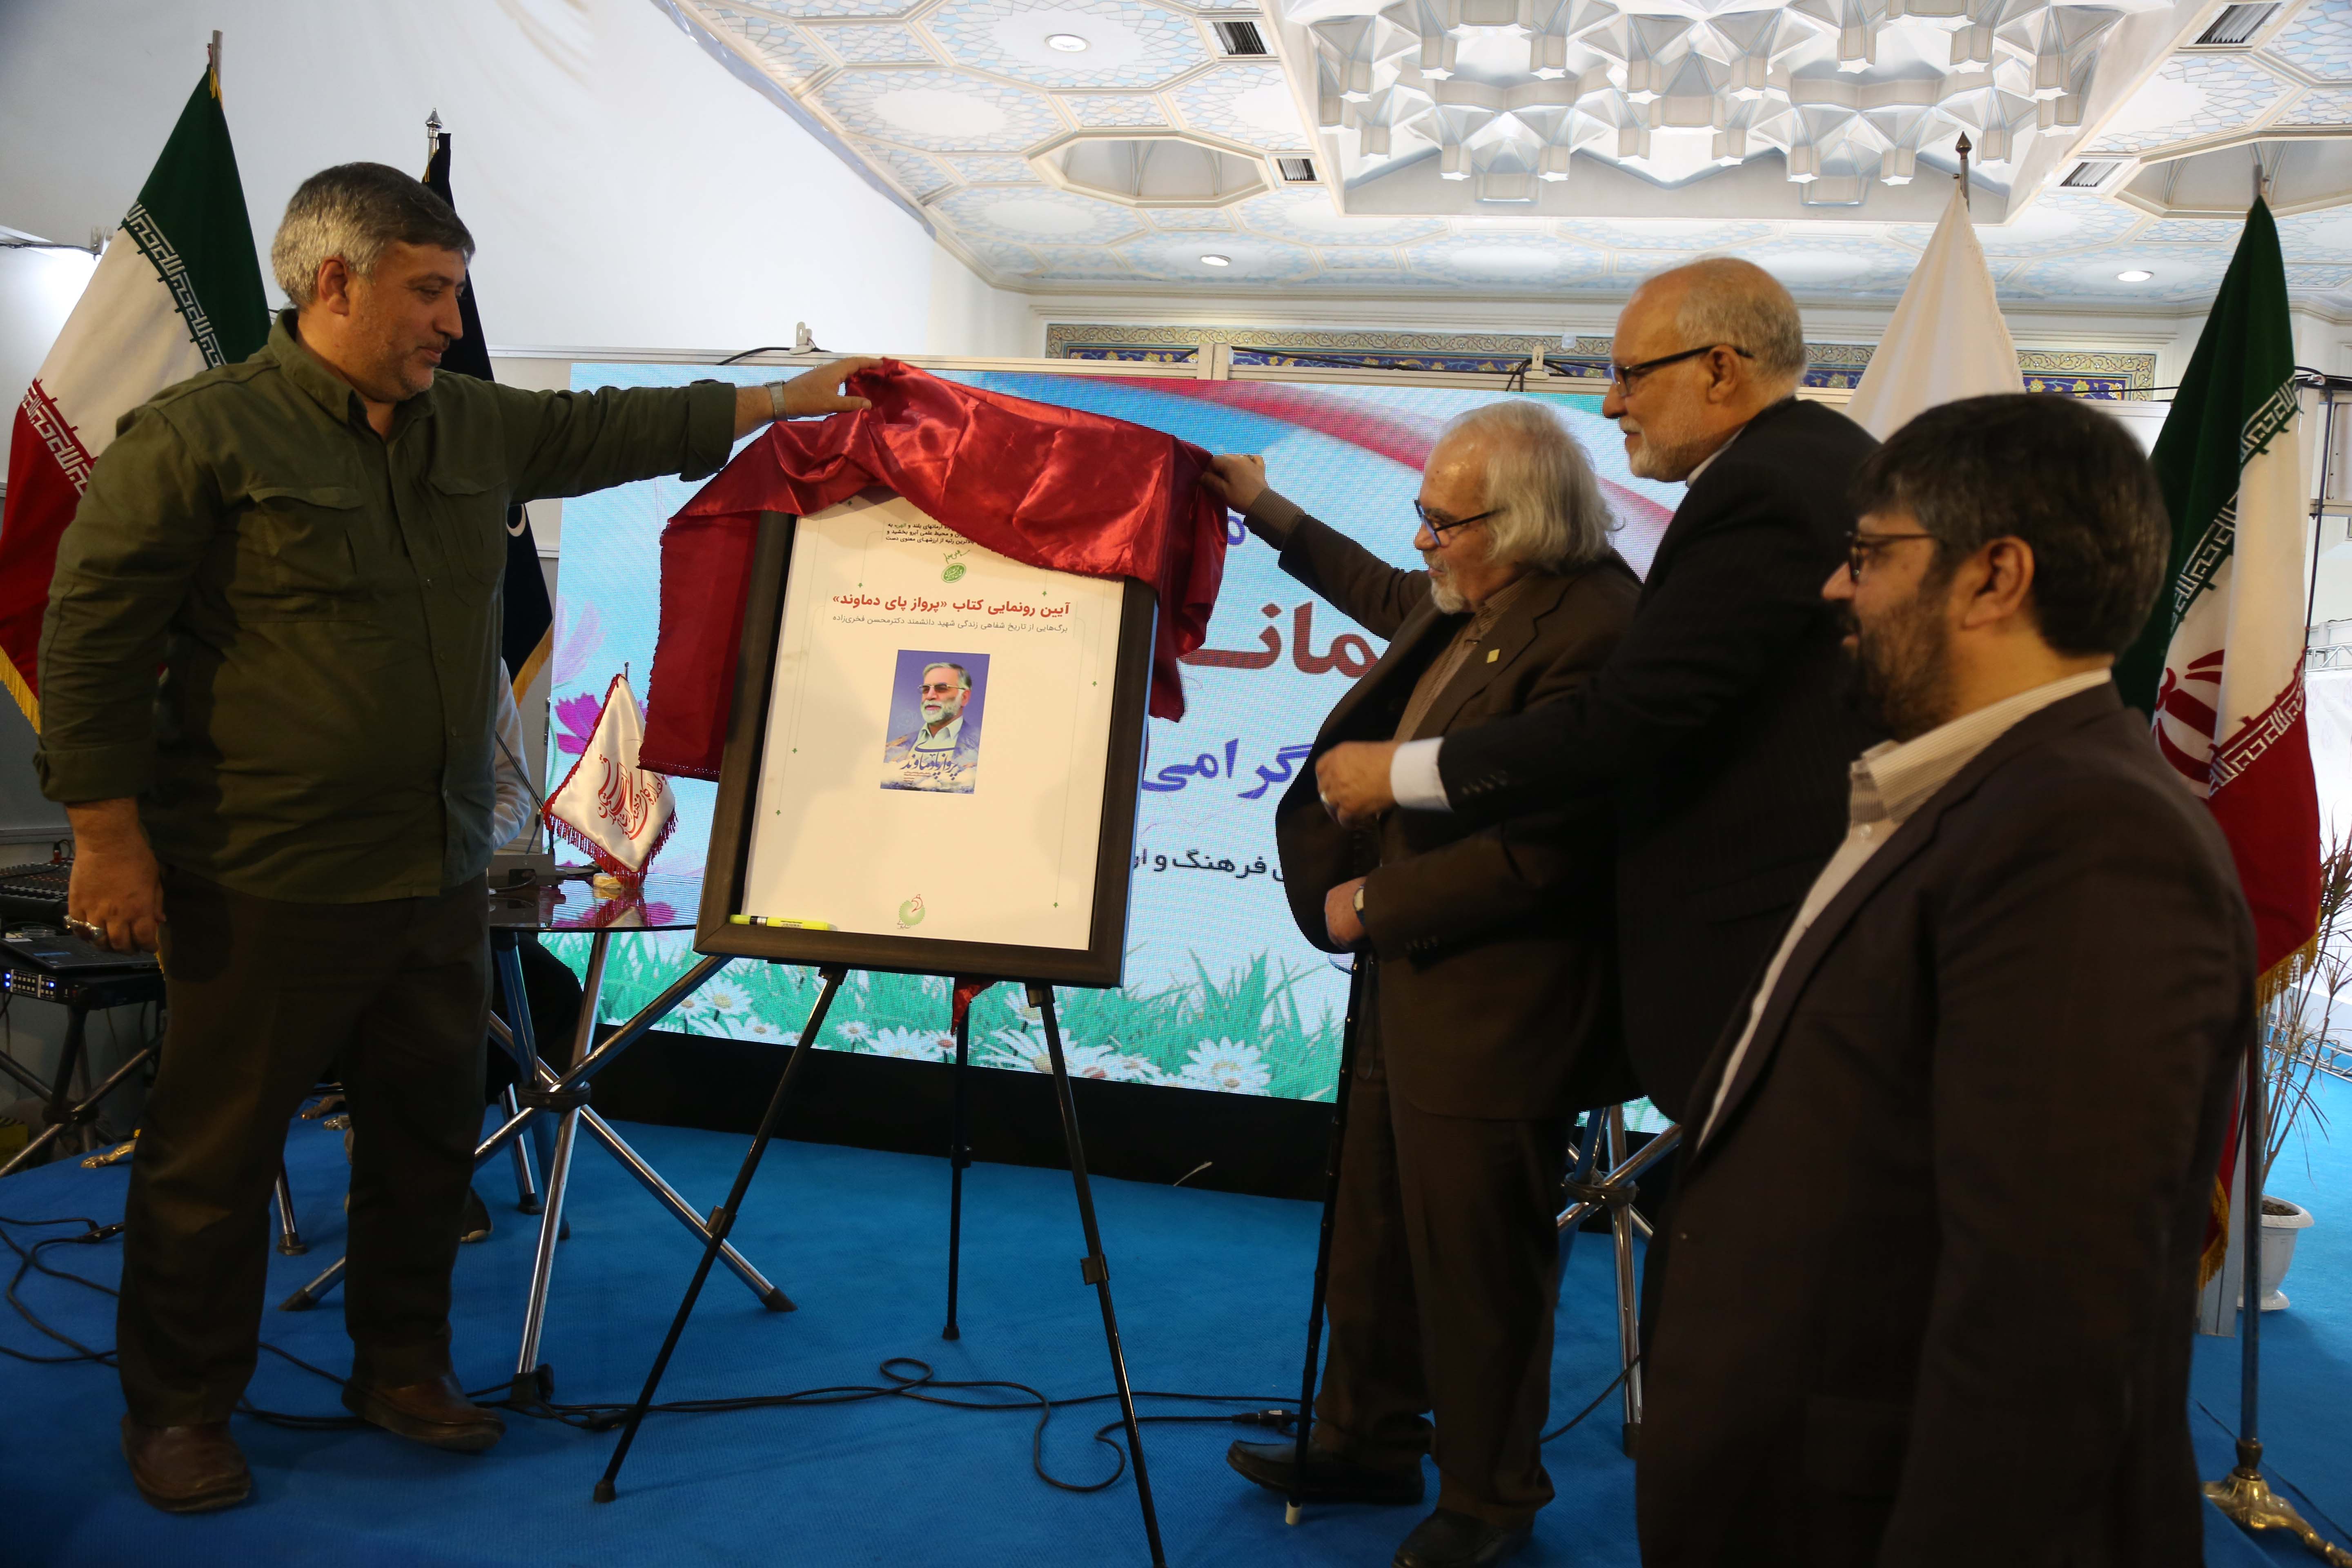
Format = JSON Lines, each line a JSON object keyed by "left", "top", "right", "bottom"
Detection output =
{"left": 880, "top": 650, "right": 989, "bottom": 794}
{"left": 738, "top": 490, "right": 1122, "bottom": 951}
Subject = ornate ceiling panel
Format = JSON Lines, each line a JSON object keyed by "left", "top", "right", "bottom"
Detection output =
{"left": 668, "top": 0, "right": 2352, "bottom": 310}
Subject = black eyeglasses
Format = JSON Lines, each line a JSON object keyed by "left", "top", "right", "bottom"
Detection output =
{"left": 1843, "top": 528, "right": 1938, "bottom": 581}
{"left": 1608, "top": 343, "right": 1754, "bottom": 393}
{"left": 1413, "top": 501, "right": 1504, "bottom": 539}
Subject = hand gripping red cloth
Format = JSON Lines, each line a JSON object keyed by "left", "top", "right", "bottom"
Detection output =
{"left": 640, "top": 361, "right": 1227, "bottom": 780}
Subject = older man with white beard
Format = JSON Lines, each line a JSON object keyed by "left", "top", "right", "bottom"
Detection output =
{"left": 1310, "top": 257, "right": 1882, "bottom": 1129}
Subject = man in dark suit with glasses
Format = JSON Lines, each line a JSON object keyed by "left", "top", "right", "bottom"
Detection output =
{"left": 1312, "top": 256, "right": 1882, "bottom": 1129}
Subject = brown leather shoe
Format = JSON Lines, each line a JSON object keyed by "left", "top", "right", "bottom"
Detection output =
{"left": 120, "top": 1416, "right": 252, "bottom": 1513}
{"left": 341, "top": 1369, "right": 506, "bottom": 1453}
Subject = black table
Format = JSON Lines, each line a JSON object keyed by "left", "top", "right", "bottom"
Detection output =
{"left": 0, "top": 959, "right": 165, "bottom": 1179}
{"left": 285, "top": 870, "right": 788, "bottom": 1404}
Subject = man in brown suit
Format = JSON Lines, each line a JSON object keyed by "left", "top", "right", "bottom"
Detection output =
{"left": 1202, "top": 401, "right": 1639, "bottom": 1568}
{"left": 1641, "top": 394, "right": 2250, "bottom": 1565}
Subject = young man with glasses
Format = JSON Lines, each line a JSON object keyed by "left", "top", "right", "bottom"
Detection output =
{"left": 1311, "top": 256, "right": 1881, "bottom": 1127}
{"left": 1639, "top": 392, "right": 2248, "bottom": 1565}
{"left": 1201, "top": 403, "right": 1640, "bottom": 1568}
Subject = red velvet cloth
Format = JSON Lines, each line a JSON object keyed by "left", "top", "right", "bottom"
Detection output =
{"left": 641, "top": 361, "right": 1227, "bottom": 780}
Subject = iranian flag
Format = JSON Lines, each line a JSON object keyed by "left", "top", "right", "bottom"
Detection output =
{"left": 2113, "top": 197, "right": 2320, "bottom": 1301}
{"left": 0, "top": 62, "right": 267, "bottom": 727}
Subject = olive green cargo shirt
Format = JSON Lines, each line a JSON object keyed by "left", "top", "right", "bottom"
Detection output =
{"left": 35, "top": 312, "right": 737, "bottom": 902}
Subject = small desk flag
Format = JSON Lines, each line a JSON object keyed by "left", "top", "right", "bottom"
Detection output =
{"left": 543, "top": 672, "right": 677, "bottom": 879}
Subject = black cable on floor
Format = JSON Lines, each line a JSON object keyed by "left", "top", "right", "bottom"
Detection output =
{"left": 4, "top": 1206, "right": 1643, "bottom": 1483}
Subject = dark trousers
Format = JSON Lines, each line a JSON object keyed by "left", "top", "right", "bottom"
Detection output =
{"left": 1313, "top": 998, "right": 1572, "bottom": 1528}
{"left": 116, "top": 869, "right": 490, "bottom": 1425}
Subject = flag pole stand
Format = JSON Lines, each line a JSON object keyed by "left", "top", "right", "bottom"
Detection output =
{"left": 2206, "top": 337, "right": 2352, "bottom": 1567}
{"left": 2202, "top": 1015, "right": 2352, "bottom": 1564}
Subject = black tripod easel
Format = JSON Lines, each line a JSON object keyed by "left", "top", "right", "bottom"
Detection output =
{"left": 593, "top": 966, "right": 1168, "bottom": 1568}
{"left": 1281, "top": 955, "right": 1366, "bottom": 1526}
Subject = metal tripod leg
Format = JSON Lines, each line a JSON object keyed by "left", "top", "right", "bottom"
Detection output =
{"left": 1557, "top": 1111, "right": 1679, "bottom": 1458}
{"left": 273, "top": 1162, "right": 306, "bottom": 1256}
{"left": 1032, "top": 982, "right": 1167, "bottom": 1568}
{"left": 512, "top": 931, "right": 610, "bottom": 1405}
{"left": 597, "top": 967, "right": 849, "bottom": 1502}
{"left": 282, "top": 1097, "right": 541, "bottom": 1311}
{"left": 492, "top": 939, "right": 554, "bottom": 1214}
{"left": 501, "top": 1085, "right": 542, "bottom": 1214}
{"left": 576, "top": 1106, "right": 792, "bottom": 1310}
{"left": 1287, "top": 958, "right": 1367, "bottom": 1528}
{"left": 1605, "top": 1109, "right": 1644, "bottom": 1454}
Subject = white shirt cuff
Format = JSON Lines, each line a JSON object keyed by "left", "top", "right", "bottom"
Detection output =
{"left": 1389, "top": 738, "right": 1451, "bottom": 812}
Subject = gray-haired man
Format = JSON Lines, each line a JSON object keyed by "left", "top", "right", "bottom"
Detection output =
{"left": 36, "top": 160, "right": 872, "bottom": 1512}
{"left": 1202, "top": 403, "right": 1639, "bottom": 1568}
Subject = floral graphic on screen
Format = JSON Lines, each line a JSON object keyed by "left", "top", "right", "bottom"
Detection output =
{"left": 880, "top": 649, "right": 989, "bottom": 794}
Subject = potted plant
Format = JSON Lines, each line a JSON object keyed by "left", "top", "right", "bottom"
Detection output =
{"left": 2251, "top": 832, "right": 2350, "bottom": 1309}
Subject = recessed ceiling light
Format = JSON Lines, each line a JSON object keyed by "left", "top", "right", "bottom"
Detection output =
{"left": 1047, "top": 32, "right": 1089, "bottom": 50}
{"left": 2116, "top": 268, "right": 2154, "bottom": 282}
{"left": 1200, "top": 253, "right": 1232, "bottom": 267}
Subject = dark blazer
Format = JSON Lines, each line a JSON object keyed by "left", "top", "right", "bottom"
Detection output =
{"left": 1272, "top": 511, "right": 1643, "bottom": 1120}
{"left": 1436, "top": 398, "right": 1882, "bottom": 1119}
{"left": 1638, "top": 684, "right": 2253, "bottom": 1568}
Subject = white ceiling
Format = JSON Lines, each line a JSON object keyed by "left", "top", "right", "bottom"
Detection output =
{"left": 669, "top": 0, "right": 2352, "bottom": 308}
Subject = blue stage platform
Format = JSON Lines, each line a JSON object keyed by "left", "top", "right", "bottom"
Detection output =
{"left": 2, "top": 1078, "right": 2346, "bottom": 1567}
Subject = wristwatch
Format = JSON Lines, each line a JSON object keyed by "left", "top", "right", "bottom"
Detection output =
{"left": 766, "top": 381, "right": 789, "bottom": 422}
{"left": 1353, "top": 885, "right": 1366, "bottom": 913}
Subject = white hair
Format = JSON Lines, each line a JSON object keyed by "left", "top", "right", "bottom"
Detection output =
{"left": 1436, "top": 401, "right": 1615, "bottom": 573}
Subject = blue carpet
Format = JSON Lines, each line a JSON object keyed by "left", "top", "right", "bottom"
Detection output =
{"left": 0, "top": 1080, "right": 2342, "bottom": 1567}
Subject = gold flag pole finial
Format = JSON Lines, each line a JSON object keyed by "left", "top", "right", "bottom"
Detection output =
{"left": 426, "top": 108, "right": 444, "bottom": 173}
{"left": 1955, "top": 131, "right": 1972, "bottom": 211}
{"left": 207, "top": 29, "right": 222, "bottom": 96}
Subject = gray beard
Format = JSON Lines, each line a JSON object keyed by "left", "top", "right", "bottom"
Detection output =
{"left": 1628, "top": 429, "right": 1723, "bottom": 483}
{"left": 1428, "top": 572, "right": 1469, "bottom": 615}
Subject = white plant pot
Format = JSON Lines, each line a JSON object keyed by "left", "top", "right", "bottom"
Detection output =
{"left": 2236, "top": 1198, "right": 2316, "bottom": 1312}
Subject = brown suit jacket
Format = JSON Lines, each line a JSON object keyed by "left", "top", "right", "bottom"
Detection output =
{"left": 1270, "top": 511, "right": 1642, "bottom": 1119}
{"left": 1638, "top": 684, "right": 2253, "bottom": 1567}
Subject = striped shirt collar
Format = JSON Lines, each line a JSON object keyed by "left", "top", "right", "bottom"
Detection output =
{"left": 1850, "top": 668, "right": 2114, "bottom": 829}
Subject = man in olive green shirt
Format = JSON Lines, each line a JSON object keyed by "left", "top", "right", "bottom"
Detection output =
{"left": 37, "top": 161, "right": 873, "bottom": 1513}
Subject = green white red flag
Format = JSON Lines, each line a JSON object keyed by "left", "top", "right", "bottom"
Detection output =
{"left": 2113, "top": 196, "right": 2319, "bottom": 1303}
{"left": 0, "top": 63, "right": 267, "bottom": 727}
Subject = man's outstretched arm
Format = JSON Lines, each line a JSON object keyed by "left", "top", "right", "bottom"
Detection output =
{"left": 1316, "top": 477, "right": 1837, "bottom": 826}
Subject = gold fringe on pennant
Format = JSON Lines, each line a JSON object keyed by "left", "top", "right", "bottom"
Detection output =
{"left": 2198, "top": 1174, "right": 2234, "bottom": 1290}
{"left": 0, "top": 649, "right": 41, "bottom": 734}
{"left": 2255, "top": 931, "right": 2319, "bottom": 1011}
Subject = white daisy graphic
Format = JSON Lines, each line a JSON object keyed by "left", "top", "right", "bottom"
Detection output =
{"left": 1180, "top": 1039, "right": 1271, "bottom": 1095}
{"left": 836, "top": 1020, "right": 873, "bottom": 1046}
{"left": 696, "top": 983, "right": 753, "bottom": 1017}
{"left": 871, "top": 1027, "right": 951, "bottom": 1060}
{"left": 978, "top": 1026, "right": 1053, "bottom": 1074}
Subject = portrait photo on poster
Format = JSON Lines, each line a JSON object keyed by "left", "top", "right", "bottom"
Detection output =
{"left": 881, "top": 650, "right": 989, "bottom": 794}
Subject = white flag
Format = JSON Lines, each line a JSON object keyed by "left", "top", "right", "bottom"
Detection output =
{"left": 544, "top": 673, "right": 677, "bottom": 878}
{"left": 1844, "top": 183, "right": 2022, "bottom": 439}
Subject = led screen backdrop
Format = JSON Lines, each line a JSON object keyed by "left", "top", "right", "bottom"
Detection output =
{"left": 548, "top": 365, "right": 1682, "bottom": 1106}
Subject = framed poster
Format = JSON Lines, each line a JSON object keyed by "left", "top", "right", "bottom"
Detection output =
{"left": 697, "top": 491, "right": 1156, "bottom": 987}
